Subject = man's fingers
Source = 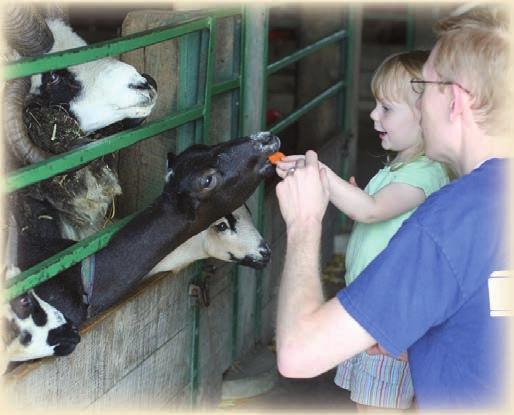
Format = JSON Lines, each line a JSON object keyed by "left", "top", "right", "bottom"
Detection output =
{"left": 305, "top": 150, "right": 318, "bottom": 167}
{"left": 320, "top": 168, "right": 330, "bottom": 194}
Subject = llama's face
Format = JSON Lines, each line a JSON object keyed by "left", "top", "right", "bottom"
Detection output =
{"left": 204, "top": 205, "right": 271, "bottom": 269}
{"left": 3, "top": 267, "right": 80, "bottom": 363}
{"left": 167, "top": 131, "right": 280, "bottom": 232}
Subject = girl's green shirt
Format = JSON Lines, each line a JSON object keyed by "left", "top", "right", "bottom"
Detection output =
{"left": 344, "top": 156, "right": 449, "bottom": 285}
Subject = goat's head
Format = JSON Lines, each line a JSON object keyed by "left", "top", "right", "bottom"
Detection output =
{"left": 166, "top": 131, "right": 280, "bottom": 233}
{"left": 2, "top": 266, "right": 80, "bottom": 364}
{"left": 205, "top": 205, "right": 271, "bottom": 269}
{"left": 3, "top": 5, "right": 158, "bottom": 165}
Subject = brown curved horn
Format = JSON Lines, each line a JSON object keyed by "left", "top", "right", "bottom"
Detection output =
{"left": 2, "top": 4, "right": 54, "bottom": 56}
{"left": 3, "top": 78, "right": 51, "bottom": 164}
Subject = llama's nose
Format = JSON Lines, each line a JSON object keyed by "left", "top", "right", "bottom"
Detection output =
{"left": 258, "top": 241, "right": 271, "bottom": 262}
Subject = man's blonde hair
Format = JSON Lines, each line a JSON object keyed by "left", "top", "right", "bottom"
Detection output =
{"left": 432, "top": 5, "right": 511, "bottom": 136}
{"left": 371, "top": 50, "right": 429, "bottom": 109}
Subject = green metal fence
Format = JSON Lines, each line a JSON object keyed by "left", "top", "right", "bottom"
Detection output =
{"left": 3, "top": 4, "right": 356, "bottom": 407}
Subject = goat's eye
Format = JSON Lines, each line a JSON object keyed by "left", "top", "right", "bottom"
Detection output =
{"left": 48, "top": 72, "right": 60, "bottom": 86}
{"left": 215, "top": 222, "right": 228, "bottom": 232}
{"left": 198, "top": 174, "right": 217, "bottom": 191}
{"left": 19, "top": 296, "right": 32, "bottom": 308}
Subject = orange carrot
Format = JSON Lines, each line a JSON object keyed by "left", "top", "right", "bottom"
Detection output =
{"left": 268, "top": 151, "right": 285, "bottom": 165}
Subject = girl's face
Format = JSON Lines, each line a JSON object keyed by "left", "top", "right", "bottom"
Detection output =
{"left": 370, "top": 97, "right": 422, "bottom": 157}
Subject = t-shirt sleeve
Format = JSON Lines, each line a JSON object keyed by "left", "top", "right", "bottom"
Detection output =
{"left": 337, "top": 217, "right": 463, "bottom": 358}
{"left": 391, "top": 160, "right": 448, "bottom": 197}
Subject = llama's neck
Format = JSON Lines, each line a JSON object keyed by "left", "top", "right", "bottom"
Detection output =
{"left": 146, "top": 230, "right": 208, "bottom": 277}
{"left": 87, "top": 196, "right": 196, "bottom": 316}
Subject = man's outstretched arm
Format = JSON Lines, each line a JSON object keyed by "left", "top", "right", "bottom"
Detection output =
{"left": 275, "top": 151, "right": 376, "bottom": 378}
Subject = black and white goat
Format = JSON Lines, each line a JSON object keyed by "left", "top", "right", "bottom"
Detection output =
{"left": 3, "top": 132, "right": 280, "bottom": 364}
{"left": 2, "top": 4, "right": 158, "bottom": 241}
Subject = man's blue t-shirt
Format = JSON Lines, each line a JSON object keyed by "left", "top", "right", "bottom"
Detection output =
{"left": 337, "top": 158, "right": 509, "bottom": 409}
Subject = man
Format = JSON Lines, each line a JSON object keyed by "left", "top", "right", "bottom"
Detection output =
{"left": 275, "top": 6, "right": 511, "bottom": 409}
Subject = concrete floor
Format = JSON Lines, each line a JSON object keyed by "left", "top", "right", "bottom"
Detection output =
{"left": 221, "top": 368, "right": 355, "bottom": 412}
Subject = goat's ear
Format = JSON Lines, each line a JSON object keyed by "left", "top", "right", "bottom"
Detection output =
{"left": 165, "top": 152, "right": 177, "bottom": 183}
{"left": 167, "top": 152, "right": 176, "bottom": 169}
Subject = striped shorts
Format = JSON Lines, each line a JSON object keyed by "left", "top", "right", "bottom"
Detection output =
{"left": 334, "top": 351, "right": 414, "bottom": 409}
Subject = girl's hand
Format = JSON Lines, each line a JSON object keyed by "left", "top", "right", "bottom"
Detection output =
{"left": 276, "top": 155, "right": 306, "bottom": 178}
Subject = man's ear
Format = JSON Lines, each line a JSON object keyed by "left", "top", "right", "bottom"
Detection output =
{"left": 449, "top": 84, "right": 464, "bottom": 122}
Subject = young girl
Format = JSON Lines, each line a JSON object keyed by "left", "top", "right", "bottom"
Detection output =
{"left": 276, "top": 50, "right": 449, "bottom": 411}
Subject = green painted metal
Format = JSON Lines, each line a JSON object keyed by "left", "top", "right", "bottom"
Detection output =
{"left": 4, "top": 213, "right": 135, "bottom": 301}
{"left": 4, "top": 8, "right": 242, "bottom": 81}
{"left": 4, "top": 105, "right": 203, "bottom": 193}
{"left": 267, "top": 30, "right": 347, "bottom": 75}
{"left": 269, "top": 80, "right": 345, "bottom": 134}
{"left": 211, "top": 77, "right": 240, "bottom": 95}
{"left": 338, "top": 8, "right": 357, "bottom": 228}
{"left": 202, "top": 18, "right": 216, "bottom": 144}
{"left": 253, "top": 8, "right": 270, "bottom": 345}
{"left": 190, "top": 17, "right": 217, "bottom": 408}
{"left": 230, "top": 13, "right": 246, "bottom": 360}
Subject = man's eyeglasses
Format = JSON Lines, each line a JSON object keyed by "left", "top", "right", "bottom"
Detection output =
{"left": 410, "top": 79, "right": 472, "bottom": 95}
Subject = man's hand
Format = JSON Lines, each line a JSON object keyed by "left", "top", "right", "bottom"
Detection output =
{"left": 275, "top": 150, "right": 330, "bottom": 229}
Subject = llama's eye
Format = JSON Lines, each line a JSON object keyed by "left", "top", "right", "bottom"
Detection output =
{"left": 48, "top": 72, "right": 60, "bottom": 86}
{"left": 215, "top": 222, "right": 228, "bottom": 232}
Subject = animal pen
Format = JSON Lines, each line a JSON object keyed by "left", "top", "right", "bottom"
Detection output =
{"left": 2, "top": 5, "right": 361, "bottom": 409}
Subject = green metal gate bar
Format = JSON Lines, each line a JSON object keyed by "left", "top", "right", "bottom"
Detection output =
{"left": 267, "top": 30, "right": 347, "bottom": 75}
{"left": 3, "top": 8, "right": 241, "bottom": 80}
{"left": 4, "top": 214, "right": 135, "bottom": 301}
{"left": 189, "top": 16, "right": 217, "bottom": 407}
{"left": 269, "top": 80, "right": 345, "bottom": 134}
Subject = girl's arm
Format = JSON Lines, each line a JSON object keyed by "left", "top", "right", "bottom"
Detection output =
{"left": 327, "top": 173, "right": 426, "bottom": 223}
{"left": 277, "top": 156, "right": 425, "bottom": 223}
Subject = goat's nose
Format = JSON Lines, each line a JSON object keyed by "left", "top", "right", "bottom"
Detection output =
{"left": 142, "top": 73, "right": 158, "bottom": 91}
{"left": 259, "top": 242, "right": 271, "bottom": 262}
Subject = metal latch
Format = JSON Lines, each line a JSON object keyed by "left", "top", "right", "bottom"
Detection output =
{"left": 188, "top": 264, "right": 216, "bottom": 308}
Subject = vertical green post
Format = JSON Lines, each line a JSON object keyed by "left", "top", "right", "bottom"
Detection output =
{"left": 188, "top": 17, "right": 216, "bottom": 408}
{"left": 231, "top": 13, "right": 244, "bottom": 360}
{"left": 240, "top": 4, "right": 268, "bottom": 346}
{"left": 338, "top": 6, "right": 356, "bottom": 228}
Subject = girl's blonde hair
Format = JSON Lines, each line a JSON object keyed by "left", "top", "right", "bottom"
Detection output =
{"left": 432, "top": 5, "right": 511, "bottom": 137}
{"left": 371, "top": 50, "right": 429, "bottom": 170}
{"left": 371, "top": 50, "right": 429, "bottom": 110}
